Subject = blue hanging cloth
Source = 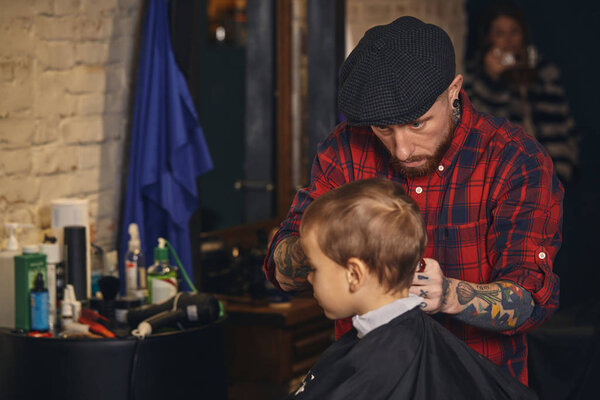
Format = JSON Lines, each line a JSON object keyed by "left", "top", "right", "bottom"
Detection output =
{"left": 119, "top": 0, "right": 213, "bottom": 294}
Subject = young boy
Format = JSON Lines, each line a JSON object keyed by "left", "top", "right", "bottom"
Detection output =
{"left": 288, "top": 178, "right": 535, "bottom": 399}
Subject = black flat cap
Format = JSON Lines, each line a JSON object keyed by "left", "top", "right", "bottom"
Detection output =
{"left": 338, "top": 16, "right": 456, "bottom": 126}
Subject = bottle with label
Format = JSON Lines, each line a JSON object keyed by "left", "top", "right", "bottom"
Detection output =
{"left": 146, "top": 238, "right": 177, "bottom": 304}
{"left": 30, "top": 272, "right": 49, "bottom": 331}
{"left": 125, "top": 223, "right": 145, "bottom": 299}
{"left": 39, "top": 241, "right": 61, "bottom": 332}
{"left": 14, "top": 245, "right": 47, "bottom": 331}
{"left": 0, "top": 223, "right": 32, "bottom": 328}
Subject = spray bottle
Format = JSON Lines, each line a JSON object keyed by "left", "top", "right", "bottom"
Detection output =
{"left": 39, "top": 237, "right": 61, "bottom": 332}
{"left": 146, "top": 238, "right": 177, "bottom": 304}
{"left": 125, "top": 223, "right": 145, "bottom": 299}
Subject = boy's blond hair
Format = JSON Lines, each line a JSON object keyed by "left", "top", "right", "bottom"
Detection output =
{"left": 300, "top": 178, "right": 426, "bottom": 293}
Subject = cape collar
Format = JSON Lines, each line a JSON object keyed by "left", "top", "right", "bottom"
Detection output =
{"left": 352, "top": 294, "right": 423, "bottom": 339}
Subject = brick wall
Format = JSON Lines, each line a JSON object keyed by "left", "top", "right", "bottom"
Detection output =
{"left": 0, "top": 0, "right": 144, "bottom": 250}
{"left": 346, "top": 0, "right": 466, "bottom": 73}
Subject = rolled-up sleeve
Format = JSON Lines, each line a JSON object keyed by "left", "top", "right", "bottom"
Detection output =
{"left": 488, "top": 139, "right": 563, "bottom": 334}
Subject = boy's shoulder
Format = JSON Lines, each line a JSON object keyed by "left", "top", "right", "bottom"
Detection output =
{"left": 288, "top": 308, "right": 536, "bottom": 399}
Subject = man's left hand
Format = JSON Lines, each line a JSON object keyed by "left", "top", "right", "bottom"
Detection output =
{"left": 409, "top": 258, "right": 457, "bottom": 314}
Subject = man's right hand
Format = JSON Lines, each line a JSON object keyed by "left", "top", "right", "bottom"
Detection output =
{"left": 273, "top": 236, "right": 311, "bottom": 291}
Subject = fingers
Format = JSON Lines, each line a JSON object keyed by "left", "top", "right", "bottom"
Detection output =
{"left": 416, "top": 258, "right": 426, "bottom": 273}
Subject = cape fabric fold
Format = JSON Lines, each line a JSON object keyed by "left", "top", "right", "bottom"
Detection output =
{"left": 288, "top": 308, "right": 537, "bottom": 400}
{"left": 120, "top": 0, "right": 212, "bottom": 292}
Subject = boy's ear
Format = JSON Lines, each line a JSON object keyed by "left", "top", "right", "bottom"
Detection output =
{"left": 346, "top": 257, "right": 369, "bottom": 293}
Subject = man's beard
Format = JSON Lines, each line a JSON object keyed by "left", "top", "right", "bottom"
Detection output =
{"left": 390, "top": 113, "right": 457, "bottom": 178}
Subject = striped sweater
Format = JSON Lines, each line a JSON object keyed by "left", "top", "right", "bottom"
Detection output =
{"left": 463, "top": 54, "right": 578, "bottom": 183}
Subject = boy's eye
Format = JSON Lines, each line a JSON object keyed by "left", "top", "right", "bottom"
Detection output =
{"left": 411, "top": 121, "right": 424, "bottom": 129}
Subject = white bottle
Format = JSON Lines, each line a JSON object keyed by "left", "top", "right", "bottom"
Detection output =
{"left": 125, "top": 223, "right": 145, "bottom": 298}
{"left": 0, "top": 223, "right": 32, "bottom": 328}
{"left": 39, "top": 242, "right": 61, "bottom": 331}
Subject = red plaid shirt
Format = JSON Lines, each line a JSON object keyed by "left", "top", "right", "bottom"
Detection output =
{"left": 264, "top": 90, "right": 562, "bottom": 385}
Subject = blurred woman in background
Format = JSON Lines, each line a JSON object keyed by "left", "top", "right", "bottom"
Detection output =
{"left": 463, "top": 0, "right": 578, "bottom": 184}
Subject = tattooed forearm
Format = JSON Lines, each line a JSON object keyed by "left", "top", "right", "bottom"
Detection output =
{"left": 453, "top": 281, "right": 534, "bottom": 331}
{"left": 441, "top": 277, "right": 450, "bottom": 305}
{"left": 274, "top": 236, "right": 310, "bottom": 291}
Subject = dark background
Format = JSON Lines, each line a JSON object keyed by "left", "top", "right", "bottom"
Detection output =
{"left": 466, "top": 0, "right": 600, "bottom": 310}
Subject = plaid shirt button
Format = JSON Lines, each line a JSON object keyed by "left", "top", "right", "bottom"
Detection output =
{"left": 438, "top": 165, "right": 444, "bottom": 171}
{"left": 538, "top": 252, "right": 546, "bottom": 259}
{"left": 415, "top": 187, "right": 423, "bottom": 194}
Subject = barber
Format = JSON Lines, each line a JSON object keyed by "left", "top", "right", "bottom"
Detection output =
{"left": 264, "top": 16, "right": 561, "bottom": 386}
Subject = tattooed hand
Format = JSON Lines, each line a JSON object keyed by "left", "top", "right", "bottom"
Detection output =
{"left": 273, "top": 236, "right": 311, "bottom": 292}
{"left": 411, "top": 259, "right": 534, "bottom": 330}
{"left": 409, "top": 258, "right": 454, "bottom": 314}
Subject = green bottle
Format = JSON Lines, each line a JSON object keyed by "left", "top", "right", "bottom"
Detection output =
{"left": 146, "top": 239, "right": 178, "bottom": 304}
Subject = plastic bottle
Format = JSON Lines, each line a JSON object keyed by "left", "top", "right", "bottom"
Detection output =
{"left": 30, "top": 272, "right": 49, "bottom": 331}
{"left": 125, "top": 223, "right": 145, "bottom": 298}
{"left": 14, "top": 245, "right": 47, "bottom": 332}
{"left": 39, "top": 241, "right": 61, "bottom": 332}
{"left": 0, "top": 223, "right": 32, "bottom": 328}
{"left": 146, "top": 238, "right": 178, "bottom": 304}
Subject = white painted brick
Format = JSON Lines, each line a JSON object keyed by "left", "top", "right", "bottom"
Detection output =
{"left": 78, "top": 143, "right": 102, "bottom": 170}
{"left": 95, "top": 215, "right": 118, "bottom": 249}
{"left": 65, "top": 65, "right": 106, "bottom": 93}
{"left": 1, "top": 1, "right": 43, "bottom": 20}
{"left": 31, "top": 144, "right": 78, "bottom": 175}
{"left": 61, "top": 116, "right": 104, "bottom": 143}
{"left": 96, "top": 188, "right": 118, "bottom": 218}
{"left": 74, "top": 42, "right": 109, "bottom": 65}
{"left": 0, "top": 18, "right": 35, "bottom": 57}
{"left": 117, "top": 0, "right": 144, "bottom": 14}
{"left": 103, "top": 114, "right": 124, "bottom": 140}
{"left": 33, "top": 89, "right": 76, "bottom": 119}
{"left": 0, "top": 148, "right": 32, "bottom": 175}
{"left": 80, "top": 16, "right": 114, "bottom": 41}
{"left": 0, "top": 176, "right": 40, "bottom": 203}
{"left": 33, "top": 117, "right": 62, "bottom": 145}
{"left": 39, "top": 174, "right": 76, "bottom": 203}
{"left": 72, "top": 168, "right": 100, "bottom": 195}
{"left": 0, "top": 57, "right": 33, "bottom": 83}
{"left": 105, "top": 64, "right": 126, "bottom": 92}
{"left": 0, "top": 81, "right": 34, "bottom": 118}
{"left": 0, "top": 119, "right": 37, "bottom": 147}
{"left": 107, "top": 36, "right": 134, "bottom": 64}
{"left": 82, "top": 0, "right": 118, "bottom": 16}
{"left": 34, "top": 15, "right": 77, "bottom": 41}
{"left": 37, "top": 204, "right": 52, "bottom": 230}
{"left": 98, "top": 142, "right": 122, "bottom": 190}
{"left": 104, "top": 91, "right": 127, "bottom": 113}
{"left": 53, "top": 0, "right": 81, "bottom": 15}
{"left": 35, "top": 15, "right": 114, "bottom": 41}
{"left": 113, "top": 15, "right": 137, "bottom": 38}
{"left": 36, "top": 41, "right": 75, "bottom": 70}
{"left": 76, "top": 94, "right": 105, "bottom": 115}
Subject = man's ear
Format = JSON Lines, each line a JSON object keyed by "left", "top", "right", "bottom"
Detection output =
{"left": 448, "top": 74, "right": 463, "bottom": 103}
{"left": 346, "top": 257, "right": 369, "bottom": 293}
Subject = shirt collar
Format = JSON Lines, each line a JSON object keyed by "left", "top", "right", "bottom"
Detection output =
{"left": 351, "top": 294, "right": 423, "bottom": 339}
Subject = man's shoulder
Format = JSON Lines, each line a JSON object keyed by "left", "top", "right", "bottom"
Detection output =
{"left": 468, "top": 108, "right": 548, "bottom": 162}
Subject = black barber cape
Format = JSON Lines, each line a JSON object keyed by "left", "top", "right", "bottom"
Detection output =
{"left": 287, "top": 308, "right": 536, "bottom": 400}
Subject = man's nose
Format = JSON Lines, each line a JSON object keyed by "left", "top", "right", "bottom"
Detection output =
{"left": 393, "top": 128, "right": 414, "bottom": 161}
